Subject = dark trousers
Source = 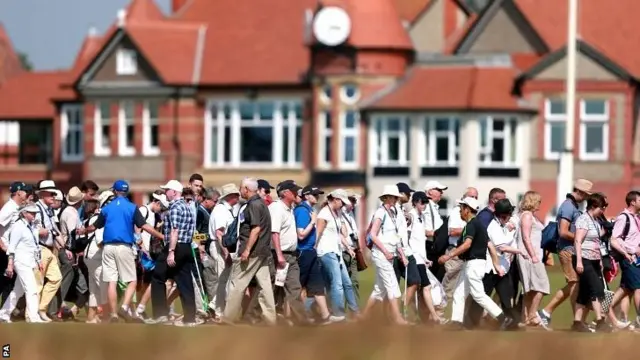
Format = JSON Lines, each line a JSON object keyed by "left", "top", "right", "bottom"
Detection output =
{"left": 151, "top": 243, "right": 197, "bottom": 322}
{"left": 48, "top": 250, "right": 75, "bottom": 315}
{"left": 466, "top": 263, "right": 519, "bottom": 327}
{"left": 0, "top": 251, "right": 15, "bottom": 306}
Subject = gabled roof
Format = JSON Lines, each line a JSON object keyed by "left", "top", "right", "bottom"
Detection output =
{"left": 0, "top": 71, "right": 74, "bottom": 119}
{"left": 0, "top": 23, "right": 25, "bottom": 85}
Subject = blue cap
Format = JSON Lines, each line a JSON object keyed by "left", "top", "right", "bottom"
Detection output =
{"left": 112, "top": 180, "right": 129, "bottom": 193}
{"left": 9, "top": 182, "right": 26, "bottom": 193}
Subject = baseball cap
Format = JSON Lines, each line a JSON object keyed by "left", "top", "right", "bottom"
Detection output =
{"left": 302, "top": 185, "right": 324, "bottom": 196}
{"left": 396, "top": 182, "right": 415, "bottom": 195}
{"left": 9, "top": 181, "right": 27, "bottom": 193}
{"left": 495, "top": 199, "right": 515, "bottom": 216}
{"left": 425, "top": 180, "right": 448, "bottom": 191}
{"left": 456, "top": 196, "right": 481, "bottom": 212}
{"left": 160, "top": 180, "right": 184, "bottom": 193}
{"left": 276, "top": 180, "right": 301, "bottom": 193}
{"left": 257, "top": 179, "right": 274, "bottom": 190}
{"left": 152, "top": 193, "right": 170, "bottom": 209}
{"left": 112, "top": 180, "right": 130, "bottom": 193}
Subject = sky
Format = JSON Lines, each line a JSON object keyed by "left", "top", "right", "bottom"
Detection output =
{"left": 0, "top": 0, "right": 171, "bottom": 70}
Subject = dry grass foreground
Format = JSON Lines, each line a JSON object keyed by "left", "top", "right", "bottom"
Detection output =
{"left": 1, "top": 321, "right": 640, "bottom": 360}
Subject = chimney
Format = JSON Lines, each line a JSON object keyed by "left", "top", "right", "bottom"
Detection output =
{"left": 117, "top": 9, "right": 127, "bottom": 27}
{"left": 171, "top": 0, "right": 188, "bottom": 13}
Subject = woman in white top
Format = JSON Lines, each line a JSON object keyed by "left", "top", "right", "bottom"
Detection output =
{"left": 340, "top": 191, "right": 360, "bottom": 302}
{"left": 316, "top": 189, "right": 360, "bottom": 321}
{"left": 363, "top": 185, "right": 408, "bottom": 325}
{"left": 408, "top": 191, "right": 444, "bottom": 323}
{"left": 485, "top": 199, "right": 527, "bottom": 322}
{"left": 0, "top": 204, "right": 45, "bottom": 323}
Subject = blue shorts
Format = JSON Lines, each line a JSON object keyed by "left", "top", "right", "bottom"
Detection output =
{"left": 620, "top": 259, "right": 640, "bottom": 290}
{"left": 298, "top": 249, "right": 325, "bottom": 296}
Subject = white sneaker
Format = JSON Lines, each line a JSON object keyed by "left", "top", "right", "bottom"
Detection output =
{"left": 174, "top": 318, "right": 204, "bottom": 327}
{"left": 616, "top": 319, "right": 631, "bottom": 329}
{"left": 0, "top": 317, "right": 12, "bottom": 323}
{"left": 329, "top": 315, "right": 346, "bottom": 323}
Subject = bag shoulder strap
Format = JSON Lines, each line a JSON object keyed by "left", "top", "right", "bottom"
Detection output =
{"left": 621, "top": 212, "right": 631, "bottom": 240}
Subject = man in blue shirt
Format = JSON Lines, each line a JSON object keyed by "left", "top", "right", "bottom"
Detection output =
{"left": 476, "top": 188, "right": 506, "bottom": 229}
{"left": 294, "top": 185, "right": 332, "bottom": 323}
{"left": 79, "top": 180, "right": 163, "bottom": 323}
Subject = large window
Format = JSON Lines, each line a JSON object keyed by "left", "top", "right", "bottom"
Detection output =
{"left": 61, "top": 104, "right": 84, "bottom": 162}
{"left": 205, "top": 99, "right": 303, "bottom": 167}
{"left": 370, "top": 116, "right": 410, "bottom": 166}
{"left": 116, "top": 49, "right": 137, "bottom": 75}
{"left": 318, "top": 110, "right": 332, "bottom": 167}
{"left": 579, "top": 99, "right": 608, "bottom": 161}
{"left": 544, "top": 98, "right": 566, "bottom": 160}
{"left": 479, "top": 116, "right": 518, "bottom": 167}
{"left": 94, "top": 102, "right": 111, "bottom": 156}
{"left": 18, "top": 121, "right": 52, "bottom": 164}
{"left": 143, "top": 101, "right": 160, "bottom": 156}
{"left": 340, "top": 110, "right": 359, "bottom": 167}
{"left": 119, "top": 101, "right": 135, "bottom": 156}
{"left": 421, "top": 117, "right": 459, "bottom": 166}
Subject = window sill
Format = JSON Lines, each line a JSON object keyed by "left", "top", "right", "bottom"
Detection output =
{"left": 94, "top": 148, "right": 111, "bottom": 157}
{"left": 142, "top": 147, "right": 161, "bottom": 157}
{"left": 61, "top": 155, "right": 84, "bottom": 163}
{"left": 421, "top": 166, "right": 458, "bottom": 177}
{"left": 373, "top": 166, "right": 409, "bottom": 176}
{"left": 578, "top": 154, "right": 608, "bottom": 162}
{"left": 478, "top": 168, "right": 520, "bottom": 178}
{"left": 204, "top": 163, "right": 303, "bottom": 169}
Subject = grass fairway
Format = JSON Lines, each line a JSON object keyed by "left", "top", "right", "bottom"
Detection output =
{"left": 0, "top": 260, "right": 637, "bottom": 360}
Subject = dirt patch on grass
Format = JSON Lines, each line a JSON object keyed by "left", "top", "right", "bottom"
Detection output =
{"left": 1, "top": 322, "right": 639, "bottom": 360}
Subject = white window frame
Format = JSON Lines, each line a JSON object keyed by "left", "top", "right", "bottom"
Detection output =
{"left": 543, "top": 98, "right": 566, "bottom": 160}
{"left": 118, "top": 101, "right": 135, "bottom": 156}
{"left": 579, "top": 99, "right": 609, "bottom": 161}
{"left": 340, "top": 83, "right": 360, "bottom": 105}
{"left": 60, "top": 104, "right": 84, "bottom": 162}
{"left": 94, "top": 102, "right": 111, "bottom": 156}
{"left": 369, "top": 116, "right": 409, "bottom": 167}
{"left": 204, "top": 99, "right": 303, "bottom": 168}
{"left": 142, "top": 101, "right": 160, "bottom": 156}
{"left": 339, "top": 110, "right": 359, "bottom": 168}
{"left": 420, "top": 117, "right": 459, "bottom": 166}
{"left": 479, "top": 116, "right": 519, "bottom": 168}
{"left": 317, "top": 110, "right": 333, "bottom": 168}
{"left": 116, "top": 49, "right": 137, "bottom": 75}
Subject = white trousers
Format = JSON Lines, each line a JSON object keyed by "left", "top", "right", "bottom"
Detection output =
{"left": 0, "top": 261, "right": 42, "bottom": 322}
{"left": 85, "top": 255, "right": 105, "bottom": 307}
{"left": 369, "top": 250, "right": 401, "bottom": 301}
{"left": 451, "top": 259, "right": 503, "bottom": 323}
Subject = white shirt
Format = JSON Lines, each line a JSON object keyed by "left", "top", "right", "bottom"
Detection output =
{"left": 269, "top": 200, "right": 297, "bottom": 252}
{"left": 0, "top": 199, "right": 20, "bottom": 247}
{"left": 341, "top": 209, "right": 358, "bottom": 251}
{"left": 395, "top": 203, "right": 412, "bottom": 257}
{"left": 209, "top": 201, "right": 238, "bottom": 253}
{"left": 7, "top": 218, "right": 40, "bottom": 268}
{"left": 448, "top": 205, "right": 466, "bottom": 247}
{"left": 424, "top": 200, "right": 443, "bottom": 241}
{"left": 408, "top": 208, "right": 428, "bottom": 264}
{"left": 371, "top": 206, "right": 401, "bottom": 255}
{"left": 85, "top": 214, "right": 103, "bottom": 260}
{"left": 138, "top": 205, "right": 156, "bottom": 252}
{"left": 316, "top": 206, "right": 344, "bottom": 257}
{"left": 486, "top": 217, "right": 518, "bottom": 274}
{"left": 35, "top": 200, "right": 58, "bottom": 247}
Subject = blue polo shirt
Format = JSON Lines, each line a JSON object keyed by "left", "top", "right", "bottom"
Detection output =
{"left": 294, "top": 201, "right": 316, "bottom": 251}
{"left": 94, "top": 195, "right": 146, "bottom": 245}
{"left": 476, "top": 207, "right": 494, "bottom": 229}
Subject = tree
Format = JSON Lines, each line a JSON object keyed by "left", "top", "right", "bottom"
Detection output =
{"left": 18, "top": 52, "right": 33, "bottom": 71}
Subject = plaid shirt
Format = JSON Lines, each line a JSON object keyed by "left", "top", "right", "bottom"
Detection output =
{"left": 163, "top": 198, "right": 195, "bottom": 244}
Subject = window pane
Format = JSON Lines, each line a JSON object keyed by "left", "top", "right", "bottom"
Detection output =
{"left": 491, "top": 138, "right": 504, "bottom": 162}
{"left": 101, "top": 125, "right": 110, "bottom": 147}
{"left": 548, "top": 99, "right": 566, "bottom": 115}
{"left": 126, "top": 125, "right": 134, "bottom": 147}
{"left": 148, "top": 102, "right": 159, "bottom": 120}
{"left": 550, "top": 122, "right": 565, "bottom": 153}
{"left": 435, "top": 119, "right": 449, "bottom": 131}
{"left": 584, "top": 99, "right": 606, "bottom": 116}
{"left": 388, "top": 136, "right": 400, "bottom": 161}
{"left": 239, "top": 102, "right": 254, "bottom": 120}
{"left": 342, "top": 84, "right": 358, "bottom": 100}
{"left": 323, "top": 111, "right": 332, "bottom": 129}
{"left": 435, "top": 137, "right": 448, "bottom": 161}
{"left": 585, "top": 123, "right": 604, "bottom": 154}
{"left": 295, "top": 125, "right": 302, "bottom": 163}
{"left": 492, "top": 119, "right": 504, "bottom": 131}
{"left": 509, "top": 120, "right": 517, "bottom": 163}
{"left": 123, "top": 102, "right": 134, "bottom": 124}
{"left": 387, "top": 118, "right": 401, "bottom": 131}
{"left": 281, "top": 103, "right": 290, "bottom": 118}
{"left": 20, "top": 122, "right": 51, "bottom": 164}
{"left": 223, "top": 103, "right": 232, "bottom": 119}
{"left": 257, "top": 102, "right": 274, "bottom": 120}
{"left": 240, "top": 126, "right": 273, "bottom": 162}
{"left": 283, "top": 125, "right": 289, "bottom": 163}
{"left": 294, "top": 102, "right": 303, "bottom": 119}
{"left": 324, "top": 136, "right": 332, "bottom": 163}
{"left": 223, "top": 126, "right": 231, "bottom": 163}
{"left": 210, "top": 125, "right": 218, "bottom": 162}
{"left": 480, "top": 118, "right": 488, "bottom": 148}
{"left": 99, "top": 102, "right": 110, "bottom": 119}
{"left": 345, "top": 111, "right": 357, "bottom": 129}
{"left": 344, "top": 136, "right": 355, "bottom": 162}
{"left": 454, "top": 120, "right": 460, "bottom": 161}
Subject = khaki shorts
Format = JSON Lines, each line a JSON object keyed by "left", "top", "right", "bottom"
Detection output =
{"left": 559, "top": 250, "right": 578, "bottom": 283}
{"left": 101, "top": 243, "right": 137, "bottom": 283}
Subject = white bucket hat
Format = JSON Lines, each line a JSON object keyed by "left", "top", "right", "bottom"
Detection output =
{"left": 329, "top": 189, "right": 351, "bottom": 206}
{"left": 379, "top": 184, "right": 401, "bottom": 199}
{"left": 219, "top": 183, "right": 241, "bottom": 200}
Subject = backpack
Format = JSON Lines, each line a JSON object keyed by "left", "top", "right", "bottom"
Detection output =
{"left": 72, "top": 215, "right": 95, "bottom": 253}
{"left": 222, "top": 200, "right": 255, "bottom": 252}
{"left": 365, "top": 211, "right": 386, "bottom": 249}
{"left": 139, "top": 206, "right": 164, "bottom": 257}
{"left": 611, "top": 213, "right": 632, "bottom": 262}
{"left": 541, "top": 221, "right": 559, "bottom": 253}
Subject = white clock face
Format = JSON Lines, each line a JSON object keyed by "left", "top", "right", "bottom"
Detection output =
{"left": 312, "top": 6, "right": 352, "bottom": 47}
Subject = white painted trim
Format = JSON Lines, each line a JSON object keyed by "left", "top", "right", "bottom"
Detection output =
{"left": 421, "top": 116, "right": 459, "bottom": 167}
{"left": 317, "top": 110, "right": 332, "bottom": 169}
{"left": 579, "top": 99, "right": 609, "bottom": 161}
{"left": 142, "top": 102, "right": 160, "bottom": 156}
{"left": 544, "top": 98, "right": 566, "bottom": 160}
{"left": 116, "top": 48, "right": 137, "bottom": 75}
{"left": 339, "top": 83, "right": 360, "bottom": 105}
{"left": 94, "top": 103, "right": 111, "bottom": 157}
{"left": 60, "top": 104, "right": 84, "bottom": 163}
{"left": 339, "top": 110, "right": 359, "bottom": 168}
{"left": 118, "top": 101, "right": 135, "bottom": 157}
{"left": 369, "top": 116, "right": 410, "bottom": 167}
{"left": 478, "top": 116, "right": 519, "bottom": 168}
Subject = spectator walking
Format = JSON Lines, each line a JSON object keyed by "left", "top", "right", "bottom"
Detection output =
{"left": 0, "top": 182, "right": 29, "bottom": 304}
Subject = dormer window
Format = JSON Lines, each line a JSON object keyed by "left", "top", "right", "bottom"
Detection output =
{"left": 340, "top": 83, "right": 360, "bottom": 104}
{"left": 116, "top": 49, "right": 137, "bottom": 75}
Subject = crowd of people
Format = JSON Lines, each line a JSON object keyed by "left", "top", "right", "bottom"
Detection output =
{"left": 0, "top": 175, "right": 638, "bottom": 332}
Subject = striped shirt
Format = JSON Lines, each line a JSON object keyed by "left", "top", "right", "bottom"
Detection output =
{"left": 164, "top": 198, "right": 195, "bottom": 244}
